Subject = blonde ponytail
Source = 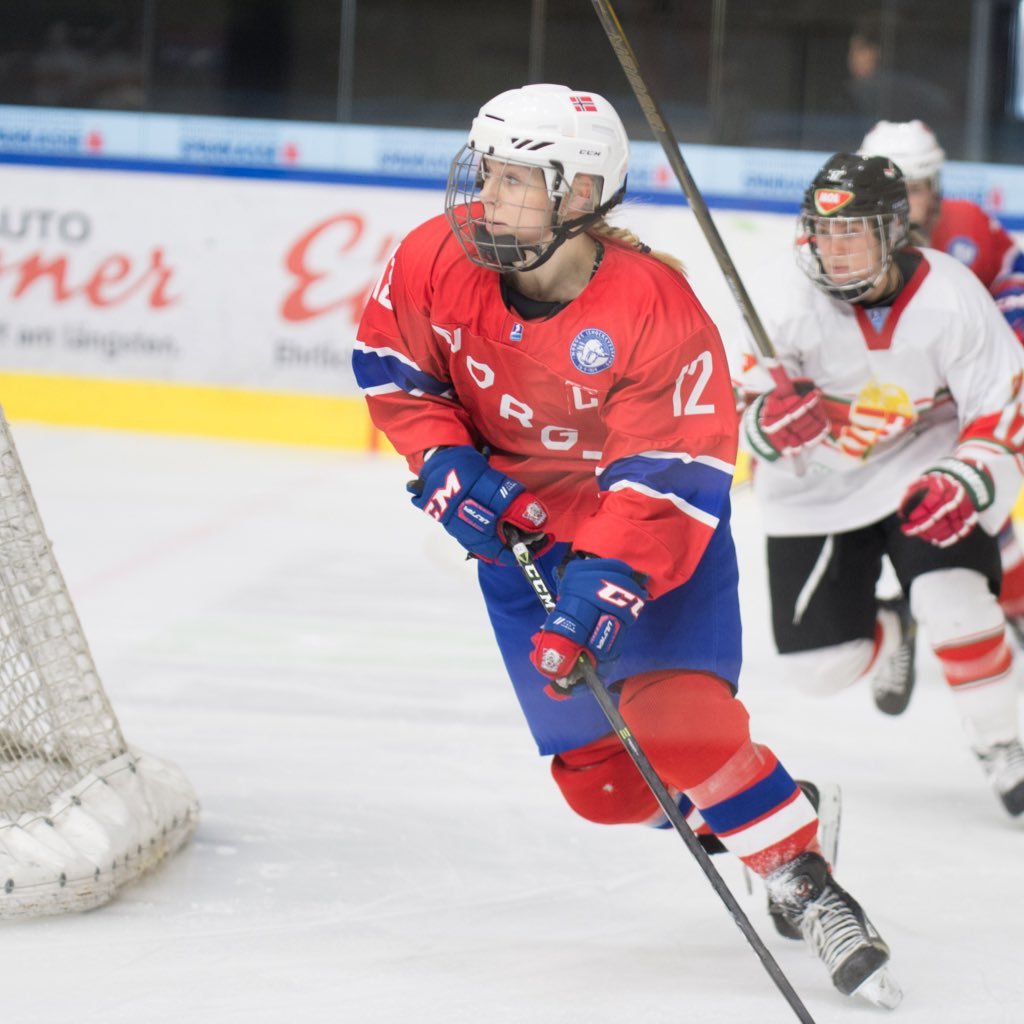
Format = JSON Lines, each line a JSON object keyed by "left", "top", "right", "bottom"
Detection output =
{"left": 589, "top": 218, "right": 685, "bottom": 275}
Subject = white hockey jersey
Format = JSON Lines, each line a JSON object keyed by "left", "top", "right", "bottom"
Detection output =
{"left": 738, "top": 247, "right": 1024, "bottom": 537}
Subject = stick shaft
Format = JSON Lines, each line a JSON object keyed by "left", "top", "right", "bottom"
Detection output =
{"left": 590, "top": 0, "right": 783, "bottom": 370}
{"left": 512, "top": 541, "right": 817, "bottom": 1024}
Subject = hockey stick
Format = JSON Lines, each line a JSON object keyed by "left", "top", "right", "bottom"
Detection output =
{"left": 510, "top": 536, "right": 818, "bottom": 1024}
{"left": 590, "top": 0, "right": 791, "bottom": 392}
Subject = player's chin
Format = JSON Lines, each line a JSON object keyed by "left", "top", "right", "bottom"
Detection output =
{"left": 824, "top": 267, "right": 859, "bottom": 285}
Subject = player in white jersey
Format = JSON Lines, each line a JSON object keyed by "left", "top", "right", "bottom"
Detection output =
{"left": 740, "top": 152, "right": 1024, "bottom": 817}
{"left": 858, "top": 119, "right": 1024, "bottom": 656}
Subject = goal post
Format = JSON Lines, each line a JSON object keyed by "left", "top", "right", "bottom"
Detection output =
{"left": 0, "top": 407, "right": 198, "bottom": 916}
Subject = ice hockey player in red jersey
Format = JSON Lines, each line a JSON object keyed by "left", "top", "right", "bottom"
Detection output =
{"left": 859, "top": 120, "right": 1024, "bottom": 326}
{"left": 859, "top": 119, "right": 1024, "bottom": 649}
{"left": 740, "top": 152, "right": 1024, "bottom": 819}
{"left": 355, "top": 84, "right": 898, "bottom": 1006}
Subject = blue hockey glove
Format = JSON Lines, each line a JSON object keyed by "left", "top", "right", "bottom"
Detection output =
{"left": 530, "top": 555, "right": 648, "bottom": 696}
{"left": 408, "top": 445, "right": 550, "bottom": 567}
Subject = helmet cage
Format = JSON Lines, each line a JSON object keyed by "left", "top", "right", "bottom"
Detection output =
{"left": 445, "top": 145, "right": 624, "bottom": 272}
{"left": 444, "top": 84, "right": 629, "bottom": 273}
{"left": 795, "top": 153, "right": 910, "bottom": 302}
{"left": 795, "top": 210, "right": 909, "bottom": 302}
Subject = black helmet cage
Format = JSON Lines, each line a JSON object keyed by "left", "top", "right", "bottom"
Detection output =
{"left": 795, "top": 152, "right": 910, "bottom": 302}
{"left": 445, "top": 144, "right": 625, "bottom": 272}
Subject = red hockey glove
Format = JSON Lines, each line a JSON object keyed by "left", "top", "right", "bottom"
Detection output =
{"left": 898, "top": 457, "right": 995, "bottom": 548}
{"left": 530, "top": 555, "right": 648, "bottom": 698}
{"left": 745, "top": 380, "right": 829, "bottom": 461}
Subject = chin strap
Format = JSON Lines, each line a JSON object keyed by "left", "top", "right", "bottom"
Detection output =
{"left": 477, "top": 181, "right": 626, "bottom": 274}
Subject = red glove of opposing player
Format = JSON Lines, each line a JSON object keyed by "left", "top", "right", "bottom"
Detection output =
{"left": 745, "top": 380, "right": 829, "bottom": 461}
{"left": 898, "top": 457, "right": 995, "bottom": 548}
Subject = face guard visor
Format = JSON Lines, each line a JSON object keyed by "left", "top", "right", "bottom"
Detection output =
{"left": 795, "top": 209, "right": 909, "bottom": 302}
{"left": 795, "top": 154, "right": 910, "bottom": 302}
{"left": 445, "top": 148, "right": 621, "bottom": 272}
{"left": 444, "top": 84, "right": 628, "bottom": 273}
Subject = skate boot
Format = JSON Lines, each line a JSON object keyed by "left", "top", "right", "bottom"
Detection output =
{"left": 767, "top": 780, "right": 842, "bottom": 942}
{"left": 871, "top": 595, "right": 917, "bottom": 716}
{"left": 766, "top": 852, "right": 902, "bottom": 1008}
{"left": 975, "top": 739, "right": 1024, "bottom": 816}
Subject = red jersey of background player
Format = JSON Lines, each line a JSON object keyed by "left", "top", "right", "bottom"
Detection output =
{"left": 931, "top": 197, "right": 1024, "bottom": 341}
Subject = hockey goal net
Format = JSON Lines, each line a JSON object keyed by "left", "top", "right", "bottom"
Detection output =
{"left": 0, "top": 407, "right": 198, "bottom": 917}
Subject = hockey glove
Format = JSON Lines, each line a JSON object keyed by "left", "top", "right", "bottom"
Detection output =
{"left": 745, "top": 379, "right": 829, "bottom": 461}
{"left": 898, "top": 457, "right": 995, "bottom": 548}
{"left": 530, "top": 555, "right": 648, "bottom": 697}
{"left": 408, "top": 445, "right": 550, "bottom": 567}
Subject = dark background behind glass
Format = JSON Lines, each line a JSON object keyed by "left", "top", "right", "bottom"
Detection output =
{"left": 0, "top": 0, "right": 1020, "bottom": 165}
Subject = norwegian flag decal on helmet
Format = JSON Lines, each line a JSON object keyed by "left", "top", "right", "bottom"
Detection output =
{"left": 570, "top": 95, "right": 598, "bottom": 112}
{"left": 814, "top": 188, "right": 855, "bottom": 215}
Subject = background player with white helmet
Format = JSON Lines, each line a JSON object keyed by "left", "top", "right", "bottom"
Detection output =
{"left": 859, "top": 121, "right": 1024, "bottom": 651}
{"left": 354, "top": 84, "right": 898, "bottom": 1006}
{"left": 741, "top": 152, "right": 1024, "bottom": 820}
{"left": 858, "top": 120, "right": 1024, "bottom": 306}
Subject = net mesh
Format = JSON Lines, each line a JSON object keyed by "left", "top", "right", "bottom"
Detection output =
{"left": 0, "top": 410, "right": 125, "bottom": 817}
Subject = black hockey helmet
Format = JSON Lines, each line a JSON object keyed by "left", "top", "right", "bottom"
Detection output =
{"left": 802, "top": 152, "right": 910, "bottom": 221}
{"left": 795, "top": 152, "right": 910, "bottom": 301}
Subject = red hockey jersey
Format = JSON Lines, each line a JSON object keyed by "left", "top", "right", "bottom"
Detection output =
{"left": 355, "top": 214, "right": 738, "bottom": 597}
{"left": 931, "top": 198, "right": 1020, "bottom": 289}
{"left": 930, "top": 198, "right": 1024, "bottom": 344}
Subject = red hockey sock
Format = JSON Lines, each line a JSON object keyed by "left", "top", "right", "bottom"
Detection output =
{"left": 934, "top": 628, "right": 1012, "bottom": 690}
{"left": 617, "top": 669, "right": 751, "bottom": 792}
{"left": 619, "top": 670, "right": 819, "bottom": 874}
{"left": 551, "top": 670, "right": 748, "bottom": 825}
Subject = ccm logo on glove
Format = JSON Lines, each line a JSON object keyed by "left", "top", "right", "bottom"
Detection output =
{"left": 409, "top": 445, "right": 550, "bottom": 567}
{"left": 531, "top": 555, "right": 648, "bottom": 697}
{"left": 898, "top": 457, "right": 994, "bottom": 548}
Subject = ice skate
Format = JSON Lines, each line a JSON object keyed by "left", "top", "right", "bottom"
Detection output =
{"left": 767, "top": 781, "right": 842, "bottom": 942}
{"left": 871, "top": 595, "right": 917, "bottom": 716}
{"left": 975, "top": 739, "right": 1024, "bottom": 816}
{"left": 766, "top": 852, "right": 901, "bottom": 1008}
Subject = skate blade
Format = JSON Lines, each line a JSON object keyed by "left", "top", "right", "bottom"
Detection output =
{"left": 853, "top": 965, "right": 903, "bottom": 1009}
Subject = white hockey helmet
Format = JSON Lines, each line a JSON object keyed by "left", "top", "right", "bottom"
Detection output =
{"left": 445, "top": 84, "right": 629, "bottom": 271}
{"left": 858, "top": 119, "right": 945, "bottom": 184}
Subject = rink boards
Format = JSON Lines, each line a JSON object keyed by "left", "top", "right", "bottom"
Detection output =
{"left": 2, "top": 112, "right": 1024, "bottom": 479}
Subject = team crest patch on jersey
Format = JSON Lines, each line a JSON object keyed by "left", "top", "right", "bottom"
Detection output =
{"left": 947, "top": 236, "right": 979, "bottom": 267}
{"left": 814, "top": 188, "right": 855, "bottom": 215}
{"left": 509, "top": 321, "right": 524, "bottom": 342}
{"left": 838, "top": 381, "right": 917, "bottom": 459}
{"left": 570, "top": 328, "right": 616, "bottom": 374}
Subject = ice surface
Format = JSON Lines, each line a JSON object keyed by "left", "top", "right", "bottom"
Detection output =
{"left": 4, "top": 423, "right": 1022, "bottom": 1024}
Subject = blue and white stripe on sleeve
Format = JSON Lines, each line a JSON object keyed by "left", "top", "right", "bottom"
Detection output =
{"left": 352, "top": 341, "right": 454, "bottom": 399}
{"left": 597, "top": 449, "right": 734, "bottom": 528}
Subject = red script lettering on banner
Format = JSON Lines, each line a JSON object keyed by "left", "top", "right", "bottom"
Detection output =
{"left": 281, "top": 213, "right": 396, "bottom": 324}
{"left": 0, "top": 247, "right": 179, "bottom": 308}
